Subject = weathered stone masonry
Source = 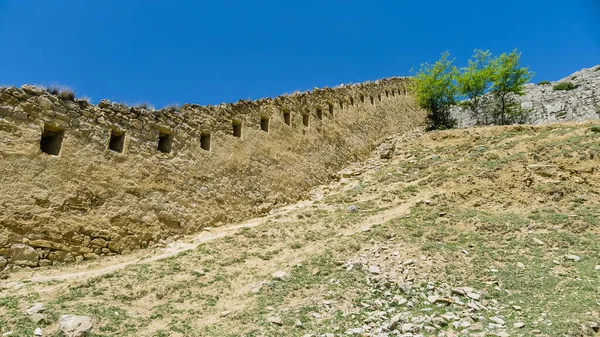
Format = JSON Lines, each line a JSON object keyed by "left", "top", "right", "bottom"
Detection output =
{"left": 0, "top": 78, "right": 426, "bottom": 268}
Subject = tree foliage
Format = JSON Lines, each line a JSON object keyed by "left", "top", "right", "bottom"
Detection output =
{"left": 414, "top": 49, "right": 534, "bottom": 128}
{"left": 488, "top": 50, "right": 534, "bottom": 125}
{"left": 456, "top": 50, "right": 493, "bottom": 120}
{"left": 414, "top": 52, "right": 457, "bottom": 130}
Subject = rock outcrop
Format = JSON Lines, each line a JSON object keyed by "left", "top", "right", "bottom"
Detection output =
{"left": 453, "top": 64, "right": 600, "bottom": 127}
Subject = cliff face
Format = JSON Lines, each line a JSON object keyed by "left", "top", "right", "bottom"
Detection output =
{"left": 453, "top": 64, "right": 600, "bottom": 127}
{"left": 0, "top": 79, "right": 426, "bottom": 268}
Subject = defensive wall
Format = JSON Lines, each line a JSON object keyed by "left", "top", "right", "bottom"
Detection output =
{"left": 0, "top": 78, "right": 426, "bottom": 268}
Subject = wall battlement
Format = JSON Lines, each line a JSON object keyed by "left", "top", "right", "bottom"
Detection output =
{"left": 0, "top": 78, "right": 425, "bottom": 269}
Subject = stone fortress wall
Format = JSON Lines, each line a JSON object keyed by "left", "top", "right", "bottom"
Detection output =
{"left": 0, "top": 78, "right": 426, "bottom": 268}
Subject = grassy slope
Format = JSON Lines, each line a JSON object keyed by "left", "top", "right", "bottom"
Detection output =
{"left": 1, "top": 122, "right": 600, "bottom": 336}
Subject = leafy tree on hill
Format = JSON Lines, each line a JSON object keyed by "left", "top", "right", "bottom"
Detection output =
{"left": 456, "top": 49, "right": 493, "bottom": 124}
{"left": 488, "top": 49, "right": 534, "bottom": 125}
{"left": 413, "top": 51, "right": 458, "bottom": 130}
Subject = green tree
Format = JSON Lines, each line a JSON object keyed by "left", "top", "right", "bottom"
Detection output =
{"left": 456, "top": 49, "right": 493, "bottom": 124}
{"left": 489, "top": 49, "right": 534, "bottom": 125}
{"left": 414, "top": 52, "right": 457, "bottom": 130}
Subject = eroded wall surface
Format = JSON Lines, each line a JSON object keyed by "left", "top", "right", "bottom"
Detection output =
{"left": 0, "top": 79, "right": 425, "bottom": 268}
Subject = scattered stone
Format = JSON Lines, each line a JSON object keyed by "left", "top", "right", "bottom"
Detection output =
{"left": 595, "top": 265, "right": 600, "bottom": 271}
{"left": 466, "top": 292, "right": 481, "bottom": 300}
{"left": 33, "top": 328, "right": 42, "bottom": 336}
{"left": 565, "top": 254, "right": 581, "bottom": 262}
{"left": 59, "top": 315, "right": 93, "bottom": 337}
{"left": 2, "top": 331, "right": 13, "bottom": 336}
{"left": 295, "top": 320, "right": 303, "bottom": 328}
{"left": 489, "top": 316, "right": 505, "bottom": 325}
{"left": 401, "top": 323, "right": 419, "bottom": 333}
{"left": 267, "top": 316, "right": 283, "bottom": 325}
{"left": 272, "top": 270, "right": 291, "bottom": 281}
{"left": 345, "top": 327, "right": 363, "bottom": 335}
{"left": 221, "top": 311, "right": 231, "bottom": 317}
{"left": 383, "top": 313, "right": 404, "bottom": 330}
{"left": 29, "top": 314, "right": 48, "bottom": 325}
{"left": 368, "top": 265, "right": 381, "bottom": 274}
{"left": 516, "top": 262, "right": 525, "bottom": 269}
{"left": 532, "top": 238, "right": 545, "bottom": 245}
{"left": 427, "top": 295, "right": 439, "bottom": 303}
{"left": 514, "top": 322, "right": 526, "bottom": 328}
{"left": 25, "top": 303, "right": 46, "bottom": 315}
{"left": 250, "top": 280, "right": 270, "bottom": 293}
{"left": 347, "top": 205, "right": 359, "bottom": 213}
{"left": 379, "top": 143, "right": 395, "bottom": 159}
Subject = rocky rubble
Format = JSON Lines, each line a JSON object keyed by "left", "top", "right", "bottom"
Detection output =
{"left": 289, "top": 243, "right": 600, "bottom": 337}
{"left": 453, "top": 64, "right": 600, "bottom": 127}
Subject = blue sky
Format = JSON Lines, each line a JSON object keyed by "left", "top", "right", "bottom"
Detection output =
{"left": 0, "top": 1, "right": 598, "bottom": 108}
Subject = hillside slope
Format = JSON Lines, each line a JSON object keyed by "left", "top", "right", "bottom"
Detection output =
{"left": 1, "top": 121, "right": 600, "bottom": 336}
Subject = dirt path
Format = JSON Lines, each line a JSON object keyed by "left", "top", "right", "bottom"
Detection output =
{"left": 6, "top": 194, "right": 322, "bottom": 284}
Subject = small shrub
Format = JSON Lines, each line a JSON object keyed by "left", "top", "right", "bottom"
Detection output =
{"left": 46, "top": 85, "right": 75, "bottom": 101}
{"left": 163, "top": 104, "right": 179, "bottom": 112}
{"left": 590, "top": 126, "right": 600, "bottom": 133}
{"left": 135, "top": 102, "right": 153, "bottom": 110}
{"left": 46, "top": 85, "right": 61, "bottom": 95}
{"left": 553, "top": 82, "right": 576, "bottom": 91}
{"left": 58, "top": 89, "right": 75, "bottom": 101}
{"left": 571, "top": 76, "right": 578, "bottom": 80}
{"left": 595, "top": 66, "right": 600, "bottom": 72}
{"left": 537, "top": 81, "right": 551, "bottom": 86}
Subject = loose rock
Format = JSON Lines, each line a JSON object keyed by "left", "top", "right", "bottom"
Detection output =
{"left": 267, "top": 316, "right": 283, "bottom": 325}
{"left": 272, "top": 270, "right": 291, "bottom": 281}
{"left": 368, "top": 265, "right": 381, "bottom": 274}
{"left": 59, "top": 315, "right": 93, "bottom": 337}
{"left": 565, "top": 254, "right": 581, "bottom": 262}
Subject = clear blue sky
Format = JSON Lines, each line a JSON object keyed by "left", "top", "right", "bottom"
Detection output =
{"left": 0, "top": 1, "right": 598, "bottom": 108}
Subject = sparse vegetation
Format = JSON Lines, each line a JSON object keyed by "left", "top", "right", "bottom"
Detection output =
{"left": 553, "top": 81, "right": 576, "bottom": 91}
{"left": 46, "top": 85, "right": 75, "bottom": 101}
{"left": 537, "top": 80, "right": 551, "bottom": 85}
{"left": 163, "top": 103, "right": 179, "bottom": 111}
{"left": 135, "top": 102, "right": 154, "bottom": 110}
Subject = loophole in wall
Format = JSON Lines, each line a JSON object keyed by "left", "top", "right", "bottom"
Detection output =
{"left": 109, "top": 130, "right": 125, "bottom": 153}
{"left": 40, "top": 124, "right": 65, "bottom": 156}
{"left": 158, "top": 131, "right": 173, "bottom": 153}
